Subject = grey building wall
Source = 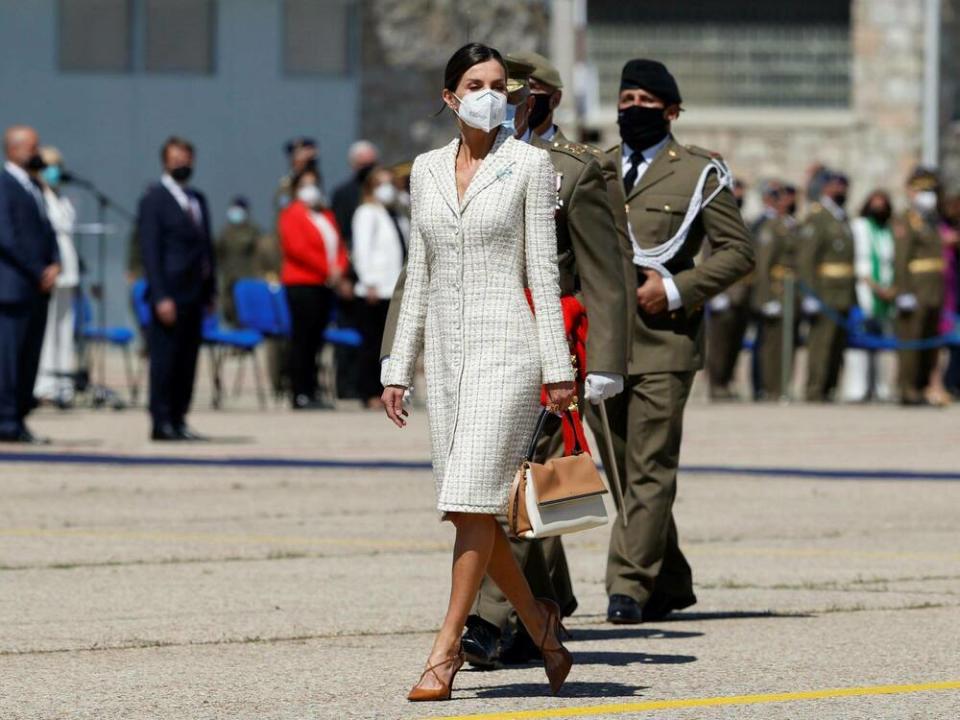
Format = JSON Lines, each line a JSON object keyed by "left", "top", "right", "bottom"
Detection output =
{"left": 0, "top": 0, "right": 360, "bottom": 325}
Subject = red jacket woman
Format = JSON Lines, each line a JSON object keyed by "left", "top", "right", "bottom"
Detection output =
{"left": 278, "top": 169, "right": 350, "bottom": 409}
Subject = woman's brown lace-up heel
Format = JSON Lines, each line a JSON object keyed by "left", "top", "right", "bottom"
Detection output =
{"left": 537, "top": 598, "right": 573, "bottom": 695}
{"left": 407, "top": 650, "right": 465, "bottom": 702}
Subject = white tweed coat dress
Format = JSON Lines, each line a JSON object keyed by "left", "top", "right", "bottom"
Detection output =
{"left": 383, "top": 127, "right": 574, "bottom": 514}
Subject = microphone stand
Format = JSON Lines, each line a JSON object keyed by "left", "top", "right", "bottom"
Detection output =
{"left": 67, "top": 173, "right": 135, "bottom": 410}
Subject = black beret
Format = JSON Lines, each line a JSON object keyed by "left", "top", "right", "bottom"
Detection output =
{"left": 620, "top": 59, "right": 682, "bottom": 106}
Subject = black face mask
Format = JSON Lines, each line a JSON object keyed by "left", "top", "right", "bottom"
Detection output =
{"left": 787, "top": 202, "right": 797, "bottom": 216}
{"left": 170, "top": 165, "right": 193, "bottom": 183}
{"left": 833, "top": 192, "right": 847, "bottom": 209}
{"left": 26, "top": 154, "right": 46, "bottom": 172}
{"left": 618, "top": 105, "right": 669, "bottom": 151}
{"left": 866, "top": 207, "right": 891, "bottom": 225}
{"left": 735, "top": 196, "right": 744, "bottom": 210}
{"left": 528, "top": 94, "right": 553, "bottom": 132}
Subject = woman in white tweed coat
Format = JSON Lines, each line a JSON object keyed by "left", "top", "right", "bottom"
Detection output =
{"left": 381, "top": 44, "right": 576, "bottom": 701}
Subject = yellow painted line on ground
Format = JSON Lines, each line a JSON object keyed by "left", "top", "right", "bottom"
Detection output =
{"left": 428, "top": 679, "right": 960, "bottom": 720}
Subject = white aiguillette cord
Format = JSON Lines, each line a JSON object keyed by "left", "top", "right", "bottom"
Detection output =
{"left": 630, "top": 158, "right": 734, "bottom": 277}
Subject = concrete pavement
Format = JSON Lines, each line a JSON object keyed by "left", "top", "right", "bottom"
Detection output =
{"left": 1, "top": 393, "right": 959, "bottom": 719}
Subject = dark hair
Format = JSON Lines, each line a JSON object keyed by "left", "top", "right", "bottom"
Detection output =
{"left": 443, "top": 43, "right": 507, "bottom": 93}
{"left": 361, "top": 165, "right": 389, "bottom": 195}
{"left": 859, "top": 190, "right": 892, "bottom": 218}
{"left": 292, "top": 167, "right": 319, "bottom": 190}
{"left": 161, "top": 135, "right": 194, "bottom": 163}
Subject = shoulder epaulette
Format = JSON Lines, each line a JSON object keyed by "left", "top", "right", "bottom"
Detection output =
{"left": 808, "top": 202, "right": 823, "bottom": 215}
{"left": 548, "top": 140, "right": 590, "bottom": 161}
{"left": 684, "top": 144, "right": 722, "bottom": 161}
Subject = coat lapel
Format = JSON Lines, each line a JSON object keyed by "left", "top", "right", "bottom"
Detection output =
{"left": 627, "top": 136, "right": 682, "bottom": 202}
{"left": 427, "top": 137, "right": 461, "bottom": 217}
{"left": 460, "top": 127, "right": 515, "bottom": 213}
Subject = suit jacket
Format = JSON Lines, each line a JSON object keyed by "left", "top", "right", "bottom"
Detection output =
{"left": 604, "top": 137, "right": 754, "bottom": 374}
{"left": 137, "top": 182, "right": 215, "bottom": 306}
{"left": 0, "top": 170, "right": 59, "bottom": 305}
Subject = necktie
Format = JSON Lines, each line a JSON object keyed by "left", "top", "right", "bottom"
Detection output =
{"left": 623, "top": 151, "right": 644, "bottom": 196}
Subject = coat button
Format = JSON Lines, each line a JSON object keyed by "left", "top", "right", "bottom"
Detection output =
{"left": 664, "top": 204, "right": 671, "bottom": 211}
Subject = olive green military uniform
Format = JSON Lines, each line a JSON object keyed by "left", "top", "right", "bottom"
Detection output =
{"left": 597, "top": 137, "right": 753, "bottom": 607}
{"left": 753, "top": 214, "right": 800, "bottom": 399}
{"left": 706, "top": 263, "right": 752, "bottom": 397}
{"left": 893, "top": 209, "right": 944, "bottom": 402}
{"left": 798, "top": 201, "right": 855, "bottom": 402}
{"left": 215, "top": 220, "right": 265, "bottom": 326}
{"left": 381, "top": 134, "right": 630, "bottom": 628}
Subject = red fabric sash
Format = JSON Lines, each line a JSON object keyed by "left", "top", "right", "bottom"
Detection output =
{"left": 524, "top": 289, "right": 591, "bottom": 455}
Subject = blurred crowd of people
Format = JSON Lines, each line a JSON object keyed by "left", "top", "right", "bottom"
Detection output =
{"left": 706, "top": 165, "right": 960, "bottom": 406}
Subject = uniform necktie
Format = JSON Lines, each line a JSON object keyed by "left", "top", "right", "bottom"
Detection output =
{"left": 623, "top": 151, "right": 644, "bottom": 196}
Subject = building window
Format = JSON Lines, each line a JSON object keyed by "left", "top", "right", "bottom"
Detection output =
{"left": 283, "top": 0, "right": 350, "bottom": 75}
{"left": 145, "top": 0, "right": 216, "bottom": 74}
{"left": 587, "top": 0, "right": 851, "bottom": 109}
{"left": 59, "top": 0, "right": 132, "bottom": 72}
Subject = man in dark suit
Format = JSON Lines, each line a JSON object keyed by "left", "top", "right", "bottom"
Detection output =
{"left": 0, "top": 125, "right": 60, "bottom": 443}
{"left": 138, "top": 136, "right": 215, "bottom": 441}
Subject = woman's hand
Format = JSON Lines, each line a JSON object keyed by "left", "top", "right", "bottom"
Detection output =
{"left": 381, "top": 385, "right": 409, "bottom": 428}
{"left": 544, "top": 381, "right": 576, "bottom": 415}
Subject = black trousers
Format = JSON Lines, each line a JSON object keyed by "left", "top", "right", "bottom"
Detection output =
{"left": 285, "top": 284, "right": 333, "bottom": 402}
{"left": 0, "top": 295, "right": 48, "bottom": 435}
{"left": 335, "top": 297, "right": 361, "bottom": 399}
{"left": 358, "top": 298, "right": 390, "bottom": 401}
{"left": 148, "top": 302, "right": 202, "bottom": 428}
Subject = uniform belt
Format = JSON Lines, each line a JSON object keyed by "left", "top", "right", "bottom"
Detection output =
{"left": 770, "top": 265, "right": 795, "bottom": 280}
{"left": 908, "top": 257, "right": 945, "bottom": 274}
{"left": 816, "top": 263, "right": 854, "bottom": 279}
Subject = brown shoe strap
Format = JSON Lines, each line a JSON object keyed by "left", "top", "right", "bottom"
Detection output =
{"left": 417, "top": 653, "right": 462, "bottom": 686}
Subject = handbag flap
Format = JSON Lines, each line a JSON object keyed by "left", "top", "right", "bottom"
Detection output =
{"left": 508, "top": 464, "right": 533, "bottom": 537}
{"left": 529, "top": 454, "right": 607, "bottom": 507}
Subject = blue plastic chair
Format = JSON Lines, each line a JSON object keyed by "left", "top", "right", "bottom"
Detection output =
{"left": 201, "top": 314, "right": 266, "bottom": 409}
{"left": 76, "top": 290, "right": 137, "bottom": 405}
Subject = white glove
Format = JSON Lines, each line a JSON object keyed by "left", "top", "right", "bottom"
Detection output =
{"left": 761, "top": 300, "right": 783, "bottom": 319}
{"left": 708, "top": 293, "right": 731, "bottom": 313}
{"left": 802, "top": 297, "right": 822, "bottom": 316}
{"left": 584, "top": 372, "right": 624, "bottom": 404}
{"left": 896, "top": 293, "right": 918, "bottom": 312}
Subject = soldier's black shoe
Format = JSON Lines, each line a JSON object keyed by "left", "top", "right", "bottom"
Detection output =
{"left": 641, "top": 592, "right": 698, "bottom": 622}
{"left": 606, "top": 594, "right": 642, "bottom": 624}
{"left": 461, "top": 615, "right": 501, "bottom": 670}
{"left": 175, "top": 424, "right": 209, "bottom": 441}
{"left": 151, "top": 423, "right": 182, "bottom": 441}
{"left": 499, "top": 623, "right": 542, "bottom": 665}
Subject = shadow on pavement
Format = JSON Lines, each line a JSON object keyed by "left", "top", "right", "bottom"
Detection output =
{"left": 472, "top": 681, "right": 648, "bottom": 699}
{"left": 568, "top": 626, "right": 704, "bottom": 641}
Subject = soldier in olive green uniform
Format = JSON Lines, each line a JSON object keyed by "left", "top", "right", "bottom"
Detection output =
{"left": 381, "top": 55, "right": 631, "bottom": 664}
{"left": 893, "top": 168, "right": 945, "bottom": 405}
{"left": 215, "top": 197, "right": 265, "bottom": 326}
{"left": 798, "top": 172, "right": 856, "bottom": 402}
{"left": 706, "top": 178, "right": 753, "bottom": 400}
{"left": 599, "top": 60, "right": 754, "bottom": 624}
{"left": 753, "top": 189, "right": 800, "bottom": 399}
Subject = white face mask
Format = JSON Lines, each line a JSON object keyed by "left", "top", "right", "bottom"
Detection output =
{"left": 455, "top": 89, "right": 507, "bottom": 133}
{"left": 226, "top": 206, "right": 248, "bottom": 224}
{"left": 373, "top": 183, "right": 396, "bottom": 206}
{"left": 913, "top": 190, "right": 938, "bottom": 213}
{"left": 297, "top": 184, "right": 324, "bottom": 207}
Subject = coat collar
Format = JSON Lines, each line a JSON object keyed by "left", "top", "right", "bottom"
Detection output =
{"left": 627, "top": 135, "right": 682, "bottom": 201}
{"left": 428, "top": 127, "right": 515, "bottom": 216}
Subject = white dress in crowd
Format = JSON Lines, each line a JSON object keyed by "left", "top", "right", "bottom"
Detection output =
{"left": 842, "top": 216, "right": 895, "bottom": 402}
{"left": 383, "top": 128, "right": 573, "bottom": 514}
{"left": 34, "top": 188, "right": 80, "bottom": 401}
{"left": 351, "top": 201, "right": 404, "bottom": 299}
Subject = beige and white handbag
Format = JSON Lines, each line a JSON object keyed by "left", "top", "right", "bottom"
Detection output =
{"left": 508, "top": 408, "right": 610, "bottom": 539}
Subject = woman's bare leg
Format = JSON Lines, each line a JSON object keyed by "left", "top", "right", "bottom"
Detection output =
{"left": 483, "top": 522, "right": 559, "bottom": 651}
{"left": 419, "top": 513, "right": 497, "bottom": 689}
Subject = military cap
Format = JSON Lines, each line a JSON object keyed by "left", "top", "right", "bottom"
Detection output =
{"left": 504, "top": 55, "right": 535, "bottom": 93}
{"left": 907, "top": 166, "right": 939, "bottom": 191}
{"left": 620, "top": 59, "right": 681, "bottom": 106}
{"left": 284, "top": 136, "right": 317, "bottom": 155}
{"left": 506, "top": 50, "right": 563, "bottom": 89}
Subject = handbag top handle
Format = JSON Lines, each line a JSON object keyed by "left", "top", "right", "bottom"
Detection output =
{"left": 523, "top": 408, "right": 584, "bottom": 462}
